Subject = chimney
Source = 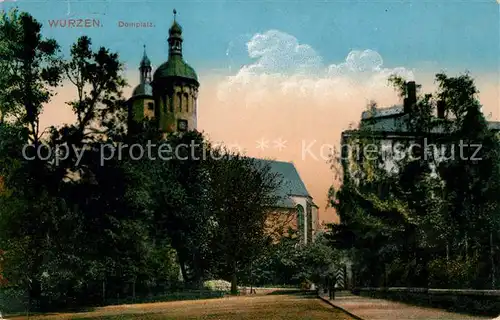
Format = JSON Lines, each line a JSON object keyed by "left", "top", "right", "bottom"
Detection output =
{"left": 404, "top": 81, "right": 417, "bottom": 113}
{"left": 437, "top": 100, "right": 445, "bottom": 119}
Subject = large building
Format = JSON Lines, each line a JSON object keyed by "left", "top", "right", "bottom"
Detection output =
{"left": 126, "top": 11, "right": 319, "bottom": 244}
{"left": 342, "top": 81, "right": 500, "bottom": 143}
{"left": 254, "top": 159, "right": 319, "bottom": 244}
{"left": 127, "top": 10, "right": 198, "bottom": 134}
{"left": 340, "top": 81, "right": 500, "bottom": 171}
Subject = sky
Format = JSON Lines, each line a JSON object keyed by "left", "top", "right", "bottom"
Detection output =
{"left": 2, "top": 0, "right": 499, "bottom": 224}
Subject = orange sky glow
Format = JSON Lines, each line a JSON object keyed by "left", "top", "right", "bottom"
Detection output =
{"left": 40, "top": 69, "right": 500, "bottom": 225}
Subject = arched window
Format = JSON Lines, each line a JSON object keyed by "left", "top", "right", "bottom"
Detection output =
{"left": 296, "top": 204, "right": 305, "bottom": 240}
{"left": 177, "top": 92, "right": 183, "bottom": 112}
{"left": 183, "top": 93, "right": 189, "bottom": 112}
{"left": 163, "top": 96, "right": 168, "bottom": 112}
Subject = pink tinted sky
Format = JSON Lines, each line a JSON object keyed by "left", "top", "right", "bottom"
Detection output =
{"left": 40, "top": 32, "right": 499, "bottom": 225}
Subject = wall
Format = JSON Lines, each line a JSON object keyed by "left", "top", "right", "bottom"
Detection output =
{"left": 131, "top": 97, "right": 155, "bottom": 122}
{"left": 155, "top": 82, "right": 198, "bottom": 132}
{"left": 290, "top": 196, "right": 309, "bottom": 243}
{"left": 312, "top": 205, "right": 319, "bottom": 238}
{"left": 353, "top": 287, "right": 500, "bottom": 317}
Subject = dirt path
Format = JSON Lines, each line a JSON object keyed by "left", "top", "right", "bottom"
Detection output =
{"left": 9, "top": 292, "right": 355, "bottom": 319}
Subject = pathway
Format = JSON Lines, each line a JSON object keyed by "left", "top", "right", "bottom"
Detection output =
{"left": 319, "top": 291, "right": 492, "bottom": 320}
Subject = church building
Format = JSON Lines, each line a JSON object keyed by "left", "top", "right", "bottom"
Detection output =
{"left": 127, "top": 10, "right": 198, "bottom": 134}
{"left": 126, "top": 10, "right": 319, "bottom": 244}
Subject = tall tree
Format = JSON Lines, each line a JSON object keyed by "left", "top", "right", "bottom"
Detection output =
{"left": 0, "top": 8, "right": 62, "bottom": 141}
{"left": 328, "top": 72, "right": 500, "bottom": 289}
{"left": 206, "top": 150, "right": 282, "bottom": 294}
{"left": 0, "top": 9, "right": 63, "bottom": 309}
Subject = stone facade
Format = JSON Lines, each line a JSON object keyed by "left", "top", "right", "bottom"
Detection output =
{"left": 152, "top": 80, "right": 198, "bottom": 133}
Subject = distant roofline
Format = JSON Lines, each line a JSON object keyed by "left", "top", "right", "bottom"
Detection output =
{"left": 251, "top": 157, "right": 312, "bottom": 199}
{"left": 361, "top": 105, "right": 403, "bottom": 119}
{"left": 266, "top": 204, "right": 295, "bottom": 210}
{"left": 289, "top": 193, "right": 313, "bottom": 199}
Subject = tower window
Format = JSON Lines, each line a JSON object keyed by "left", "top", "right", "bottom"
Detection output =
{"left": 147, "top": 102, "right": 154, "bottom": 110}
{"left": 177, "top": 119, "right": 188, "bottom": 132}
{"left": 177, "top": 92, "right": 182, "bottom": 112}
{"left": 183, "top": 93, "right": 189, "bottom": 112}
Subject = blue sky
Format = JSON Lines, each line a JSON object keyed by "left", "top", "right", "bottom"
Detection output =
{"left": 2, "top": 0, "right": 499, "bottom": 75}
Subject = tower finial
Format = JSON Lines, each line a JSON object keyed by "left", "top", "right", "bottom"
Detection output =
{"left": 173, "top": 9, "right": 177, "bottom": 21}
{"left": 140, "top": 44, "right": 151, "bottom": 68}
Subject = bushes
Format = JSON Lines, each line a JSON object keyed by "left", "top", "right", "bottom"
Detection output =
{"left": 428, "top": 256, "right": 480, "bottom": 289}
{"left": 203, "top": 280, "right": 231, "bottom": 292}
{"left": 0, "top": 287, "right": 28, "bottom": 314}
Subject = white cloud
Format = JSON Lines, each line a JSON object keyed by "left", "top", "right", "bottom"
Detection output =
{"left": 218, "top": 30, "right": 414, "bottom": 103}
{"left": 245, "top": 30, "right": 322, "bottom": 75}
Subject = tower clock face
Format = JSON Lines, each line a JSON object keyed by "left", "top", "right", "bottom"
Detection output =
{"left": 178, "top": 119, "right": 187, "bottom": 131}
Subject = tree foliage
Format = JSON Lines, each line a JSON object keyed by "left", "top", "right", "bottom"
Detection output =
{"left": 329, "top": 72, "right": 500, "bottom": 289}
{"left": 0, "top": 9, "right": 319, "bottom": 312}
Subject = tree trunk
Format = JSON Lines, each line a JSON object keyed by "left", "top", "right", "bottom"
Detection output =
{"left": 102, "top": 280, "right": 106, "bottom": 304}
{"left": 179, "top": 260, "right": 188, "bottom": 284}
{"left": 26, "top": 281, "right": 31, "bottom": 317}
{"left": 465, "top": 231, "right": 469, "bottom": 261}
{"left": 491, "top": 232, "right": 496, "bottom": 289}
{"left": 250, "top": 260, "right": 253, "bottom": 294}
{"left": 446, "top": 242, "right": 450, "bottom": 263}
{"left": 384, "top": 264, "right": 388, "bottom": 287}
{"left": 132, "top": 279, "right": 136, "bottom": 300}
{"left": 231, "top": 261, "right": 238, "bottom": 295}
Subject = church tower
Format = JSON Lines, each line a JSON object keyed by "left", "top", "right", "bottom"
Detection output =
{"left": 151, "top": 9, "right": 199, "bottom": 134}
{"left": 127, "top": 45, "right": 154, "bottom": 134}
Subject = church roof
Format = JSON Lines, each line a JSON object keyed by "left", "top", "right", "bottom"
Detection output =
{"left": 252, "top": 159, "right": 312, "bottom": 208}
{"left": 140, "top": 51, "right": 151, "bottom": 67}
{"left": 153, "top": 9, "right": 198, "bottom": 85}
{"left": 131, "top": 83, "right": 153, "bottom": 97}
{"left": 153, "top": 57, "right": 198, "bottom": 84}
{"left": 169, "top": 20, "right": 182, "bottom": 35}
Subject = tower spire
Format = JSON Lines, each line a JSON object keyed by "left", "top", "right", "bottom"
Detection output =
{"left": 168, "top": 9, "right": 183, "bottom": 57}
{"left": 139, "top": 45, "right": 151, "bottom": 84}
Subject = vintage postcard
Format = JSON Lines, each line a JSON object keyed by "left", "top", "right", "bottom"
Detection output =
{"left": 0, "top": 0, "right": 498, "bottom": 319}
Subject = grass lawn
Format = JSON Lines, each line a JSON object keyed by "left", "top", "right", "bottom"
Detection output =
{"left": 11, "top": 291, "right": 354, "bottom": 319}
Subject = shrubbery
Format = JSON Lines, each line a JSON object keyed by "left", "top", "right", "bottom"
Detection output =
{"left": 203, "top": 280, "right": 231, "bottom": 292}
